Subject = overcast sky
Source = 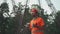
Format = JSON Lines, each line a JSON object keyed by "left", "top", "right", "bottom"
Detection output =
{"left": 0, "top": 0, "right": 60, "bottom": 14}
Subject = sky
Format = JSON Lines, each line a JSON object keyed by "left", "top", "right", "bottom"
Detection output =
{"left": 0, "top": 0, "right": 60, "bottom": 14}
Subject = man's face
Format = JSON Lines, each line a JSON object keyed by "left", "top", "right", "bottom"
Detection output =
{"left": 30, "top": 11, "right": 37, "bottom": 17}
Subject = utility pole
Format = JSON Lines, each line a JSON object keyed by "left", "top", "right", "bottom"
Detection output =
{"left": 11, "top": 0, "right": 15, "bottom": 6}
{"left": 17, "top": 0, "right": 29, "bottom": 34}
{"left": 3, "top": 0, "right": 7, "bottom": 3}
{"left": 38, "top": 0, "right": 41, "bottom": 7}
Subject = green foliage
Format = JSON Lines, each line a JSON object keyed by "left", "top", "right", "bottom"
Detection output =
{"left": 0, "top": 17, "right": 16, "bottom": 34}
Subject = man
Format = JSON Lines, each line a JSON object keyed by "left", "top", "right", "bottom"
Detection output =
{"left": 29, "top": 8, "right": 45, "bottom": 34}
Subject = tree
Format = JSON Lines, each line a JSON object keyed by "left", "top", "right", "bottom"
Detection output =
{"left": 54, "top": 10, "right": 60, "bottom": 34}
{"left": 0, "top": 2, "right": 16, "bottom": 34}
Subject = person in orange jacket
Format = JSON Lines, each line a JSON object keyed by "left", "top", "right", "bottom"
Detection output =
{"left": 29, "top": 8, "right": 45, "bottom": 34}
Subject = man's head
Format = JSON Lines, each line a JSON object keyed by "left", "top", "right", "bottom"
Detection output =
{"left": 29, "top": 8, "right": 38, "bottom": 17}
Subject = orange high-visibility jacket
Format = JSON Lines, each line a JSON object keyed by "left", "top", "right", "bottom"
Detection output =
{"left": 29, "top": 17, "right": 45, "bottom": 34}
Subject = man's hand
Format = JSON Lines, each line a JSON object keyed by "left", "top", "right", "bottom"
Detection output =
{"left": 32, "top": 24, "right": 42, "bottom": 28}
{"left": 32, "top": 24, "right": 39, "bottom": 28}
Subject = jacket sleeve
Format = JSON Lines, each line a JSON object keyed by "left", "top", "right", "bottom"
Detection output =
{"left": 38, "top": 18, "right": 45, "bottom": 27}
